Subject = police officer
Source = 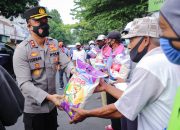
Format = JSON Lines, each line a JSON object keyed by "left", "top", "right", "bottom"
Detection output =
{"left": 13, "top": 6, "right": 75, "bottom": 130}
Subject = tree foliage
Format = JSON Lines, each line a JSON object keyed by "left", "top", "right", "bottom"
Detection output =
{"left": 0, "top": 0, "right": 39, "bottom": 18}
{"left": 71, "top": 0, "right": 148, "bottom": 44}
{"left": 48, "top": 9, "right": 74, "bottom": 45}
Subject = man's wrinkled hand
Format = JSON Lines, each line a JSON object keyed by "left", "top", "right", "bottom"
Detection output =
{"left": 71, "top": 68, "right": 77, "bottom": 75}
{"left": 114, "top": 78, "right": 125, "bottom": 84}
{"left": 70, "top": 107, "right": 88, "bottom": 124}
{"left": 94, "top": 78, "right": 108, "bottom": 93}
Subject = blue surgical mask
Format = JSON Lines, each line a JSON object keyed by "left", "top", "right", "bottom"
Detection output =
{"left": 160, "top": 37, "right": 180, "bottom": 65}
{"left": 125, "top": 39, "right": 130, "bottom": 46}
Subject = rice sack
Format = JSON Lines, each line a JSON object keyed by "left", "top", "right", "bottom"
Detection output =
{"left": 60, "top": 59, "right": 107, "bottom": 119}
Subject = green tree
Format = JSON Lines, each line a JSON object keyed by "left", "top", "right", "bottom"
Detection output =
{"left": 0, "top": 0, "right": 39, "bottom": 18}
{"left": 71, "top": 0, "right": 148, "bottom": 43}
{"left": 48, "top": 9, "right": 73, "bottom": 45}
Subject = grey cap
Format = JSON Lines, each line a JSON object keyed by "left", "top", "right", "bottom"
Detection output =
{"left": 122, "top": 17, "right": 160, "bottom": 39}
{"left": 160, "top": 0, "right": 180, "bottom": 37}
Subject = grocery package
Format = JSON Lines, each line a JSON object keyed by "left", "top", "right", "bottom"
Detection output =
{"left": 87, "top": 48, "right": 98, "bottom": 58}
{"left": 109, "top": 53, "right": 130, "bottom": 80}
{"left": 90, "top": 52, "right": 107, "bottom": 70}
{"left": 60, "top": 59, "right": 107, "bottom": 119}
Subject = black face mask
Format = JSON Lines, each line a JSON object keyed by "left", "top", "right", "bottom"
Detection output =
{"left": 130, "top": 37, "right": 148, "bottom": 63}
{"left": 99, "top": 45, "right": 104, "bottom": 49}
{"left": 32, "top": 22, "right": 50, "bottom": 37}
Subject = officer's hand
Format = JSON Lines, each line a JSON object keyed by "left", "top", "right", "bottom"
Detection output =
{"left": 70, "top": 107, "right": 88, "bottom": 124}
{"left": 47, "top": 94, "right": 64, "bottom": 107}
{"left": 70, "top": 68, "right": 76, "bottom": 75}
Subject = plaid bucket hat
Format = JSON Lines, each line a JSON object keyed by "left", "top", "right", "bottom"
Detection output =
{"left": 122, "top": 17, "right": 160, "bottom": 39}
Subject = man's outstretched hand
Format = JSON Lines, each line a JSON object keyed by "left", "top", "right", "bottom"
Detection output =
{"left": 94, "top": 78, "right": 108, "bottom": 93}
{"left": 70, "top": 107, "right": 88, "bottom": 124}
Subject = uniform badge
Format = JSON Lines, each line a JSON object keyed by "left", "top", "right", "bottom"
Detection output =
{"left": 49, "top": 43, "right": 58, "bottom": 52}
{"left": 39, "top": 8, "right": 45, "bottom": 14}
{"left": 31, "top": 52, "right": 39, "bottom": 57}
{"left": 30, "top": 40, "right": 36, "bottom": 48}
{"left": 33, "top": 70, "right": 40, "bottom": 76}
{"left": 34, "top": 63, "right": 40, "bottom": 69}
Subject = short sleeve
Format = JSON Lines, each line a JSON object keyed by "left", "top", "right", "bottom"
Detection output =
{"left": 114, "top": 68, "right": 165, "bottom": 120}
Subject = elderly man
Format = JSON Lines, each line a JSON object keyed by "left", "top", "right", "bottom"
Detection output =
{"left": 70, "top": 17, "right": 180, "bottom": 130}
{"left": 159, "top": 0, "right": 180, "bottom": 129}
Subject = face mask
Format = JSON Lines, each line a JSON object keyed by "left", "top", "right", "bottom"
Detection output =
{"left": 109, "top": 40, "right": 115, "bottom": 48}
{"left": 125, "top": 39, "right": 130, "bottom": 46}
{"left": 32, "top": 22, "right": 50, "bottom": 37}
{"left": 97, "top": 41, "right": 105, "bottom": 49}
{"left": 130, "top": 37, "right": 148, "bottom": 63}
{"left": 76, "top": 47, "right": 81, "bottom": 50}
{"left": 160, "top": 37, "right": 180, "bottom": 65}
{"left": 90, "top": 44, "right": 95, "bottom": 49}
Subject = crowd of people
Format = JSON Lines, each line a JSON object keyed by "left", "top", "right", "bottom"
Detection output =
{"left": 0, "top": 0, "right": 180, "bottom": 130}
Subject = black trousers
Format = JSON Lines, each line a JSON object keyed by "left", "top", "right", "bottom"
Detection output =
{"left": 106, "top": 93, "right": 121, "bottom": 130}
{"left": 59, "top": 68, "right": 65, "bottom": 88}
{"left": 23, "top": 108, "right": 58, "bottom": 130}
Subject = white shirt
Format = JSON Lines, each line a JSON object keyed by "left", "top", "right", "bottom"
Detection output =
{"left": 72, "top": 49, "right": 86, "bottom": 62}
{"left": 114, "top": 47, "right": 180, "bottom": 130}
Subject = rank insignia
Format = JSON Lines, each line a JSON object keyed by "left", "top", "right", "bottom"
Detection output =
{"left": 31, "top": 52, "right": 38, "bottom": 57}
{"left": 34, "top": 63, "right": 40, "bottom": 69}
{"left": 49, "top": 44, "right": 58, "bottom": 52}
{"left": 33, "top": 70, "right": 40, "bottom": 76}
{"left": 30, "top": 40, "right": 36, "bottom": 48}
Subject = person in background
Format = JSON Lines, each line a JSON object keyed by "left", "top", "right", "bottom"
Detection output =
{"left": 58, "top": 40, "right": 69, "bottom": 89}
{"left": 58, "top": 40, "right": 69, "bottom": 56}
{"left": 96, "top": 35, "right": 112, "bottom": 59}
{"left": 86, "top": 40, "right": 97, "bottom": 64}
{"left": 104, "top": 31, "right": 130, "bottom": 130}
{"left": 70, "top": 17, "right": 180, "bottom": 130}
{"left": 13, "top": 6, "right": 74, "bottom": 130}
{"left": 95, "top": 35, "right": 112, "bottom": 113}
{"left": 72, "top": 42, "right": 86, "bottom": 66}
{"left": 159, "top": 0, "right": 180, "bottom": 129}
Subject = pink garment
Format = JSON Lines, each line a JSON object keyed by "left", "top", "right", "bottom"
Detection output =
{"left": 112, "top": 44, "right": 124, "bottom": 57}
{"left": 101, "top": 44, "right": 112, "bottom": 58}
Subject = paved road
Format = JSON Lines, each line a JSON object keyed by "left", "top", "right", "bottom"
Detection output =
{"left": 6, "top": 72, "right": 110, "bottom": 130}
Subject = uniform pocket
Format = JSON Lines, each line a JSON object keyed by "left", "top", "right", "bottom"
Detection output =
{"left": 29, "top": 61, "right": 45, "bottom": 79}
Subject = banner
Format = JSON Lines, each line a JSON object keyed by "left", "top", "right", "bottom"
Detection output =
{"left": 148, "top": 0, "right": 165, "bottom": 12}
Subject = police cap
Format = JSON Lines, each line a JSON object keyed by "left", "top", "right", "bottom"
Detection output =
{"left": 24, "top": 6, "right": 52, "bottom": 21}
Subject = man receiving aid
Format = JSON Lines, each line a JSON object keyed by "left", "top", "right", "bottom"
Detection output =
{"left": 13, "top": 6, "right": 75, "bottom": 130}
